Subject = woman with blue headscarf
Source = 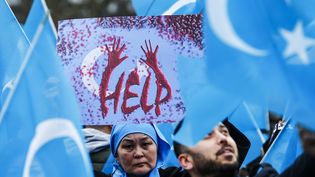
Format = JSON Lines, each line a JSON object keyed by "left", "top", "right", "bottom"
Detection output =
{"left": 110, "top": 123, "right": 171, "bottom": 177}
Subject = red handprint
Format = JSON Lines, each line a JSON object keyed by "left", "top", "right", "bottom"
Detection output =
{"left": 141, "top": 40, "right": 172, "bottom": 116}
{"left": 100, "top": 37, "right": 128, "bottom": 117}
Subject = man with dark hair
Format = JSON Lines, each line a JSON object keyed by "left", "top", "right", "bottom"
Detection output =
{"left": 174, "top": 123, "right": 240, "bottom": 177}
{"left": 160, "top": 120, "right": 315, "bottom": 177}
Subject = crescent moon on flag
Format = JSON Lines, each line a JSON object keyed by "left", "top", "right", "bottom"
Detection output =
{"left": 81, "top": 46, "right": 112, "bottom": 97}
{"left": 206, "top": 0, "right": 267, "bottom": 57}
{"left": 22, "top": 118, "right": 92, "bottom": 177}
{"left": 2, "top": 79, "right": 14, "bottom": 94}
{"left": 162, "top": 0, "right": 196, "bottom": 15}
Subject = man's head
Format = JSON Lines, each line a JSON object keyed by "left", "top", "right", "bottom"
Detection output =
{"left": 174, "top": 122, "right": 242, "bottom": 177}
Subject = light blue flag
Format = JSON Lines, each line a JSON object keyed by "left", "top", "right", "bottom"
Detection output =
{"left": 203, "top": 0, "right": 295, "bottom": 116}
{"left": 24, "top": 0, "right": 56, "bottom": 42}
{"left": 245, "top": 102, "right": 270, "bottom": 133}
{"left": 156, "top": 123, "right": 180, "bottom": 167}
{"left": 0, "top": 0, "right": 30, "bottom": 107}
{"left": 259, "top": 0, "right": 315, "bottom": 130}
{"left": 131, "top": 0, "right": 155, "bottom": 15}
{"left": 132, "top": 0, "right": 202, "bottom": 16}
{"left": 204, "top": 0, "right": 315, "bottom": 130}
{"left": 0, "top": 10, "right": 93, "bottom": 177}
{"left": 229, "top": 102, "right": 267, "bottom": 166}
{"left": 174, "top": 55, "right": 241, "bottom": 146}
{"left": 261, "top": 119, "right": 302, "bottom": 173}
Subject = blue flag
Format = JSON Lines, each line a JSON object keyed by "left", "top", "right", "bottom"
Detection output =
{"left": 131, "top": 0, "right": 155, "bottom": 15}
{"left": 156, "top": 123, "right": 180, "bottom": 167}
{"left": 229, "top": 102, "right": 267, "bottom": 166}
{"left": 24, "top": 0, "right": 56, "bottom": 42}
{"left": 203, "top": 0, "right": 295, "bottom": 115}
{"left": 0, "top": 9, "right": 93, "bottom": 177}
{"left": 131, "top": 0, "right": 202, "bottom": 16}
{"left": 174, "top": 55, "right": 241, "bottom": 146}
{"left": 0, "top": 0, "right": 30, "bottom": 107}
{"left": 261, "top": 120, "right": 302, "bottom": 173}
{"left": 260, "top": 0, "right": 315, "bottom": 130}
{"left": 203, "top": 0, "right": 315, "bottom": 130}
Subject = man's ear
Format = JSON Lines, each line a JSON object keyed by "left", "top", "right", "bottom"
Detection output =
{"left": 178, "top": 153, "right": 194, "bottom": 170}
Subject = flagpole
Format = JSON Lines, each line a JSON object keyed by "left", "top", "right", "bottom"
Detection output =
{"left": 260, "top": 119, "right": 291, "bottom": 163}
{"left": 144, "top": 0, "right": 156, "bottom": 15}
{"left": 40, "top": 0, "right": 57, "bottom": 38}
{"left": 0, "top": 11, "right": 49, "bottom": 125}
{"left": 243, "top": 102, "right": 266, "bottom": 143}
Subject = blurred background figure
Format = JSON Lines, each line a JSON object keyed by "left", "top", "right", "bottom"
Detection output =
{"left": 7, "top": 0, "right": 136, "bottom": 26}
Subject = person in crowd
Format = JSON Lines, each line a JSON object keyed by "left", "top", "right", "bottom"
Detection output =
{"left": 83, "top": 125, "right": 112, "bottom": 172}
{"left": 160, "top": 119, "right": 315, "bottom": 177}
{"left": 95, "top": 123, "right": 171, "bottom": 177}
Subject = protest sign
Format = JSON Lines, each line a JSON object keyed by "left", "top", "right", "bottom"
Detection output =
{"left": 57, "top": 15, "right": 202, "bottom": 124}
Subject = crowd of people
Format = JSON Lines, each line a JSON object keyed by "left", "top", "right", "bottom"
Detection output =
{"left": 84, "top": 117, "right": 315, "bottom": 177}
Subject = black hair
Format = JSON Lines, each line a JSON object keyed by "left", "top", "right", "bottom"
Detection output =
{"left": 173, "top": 120, "right": 187, "bottom": 157}
{"left": 173, "top": 118, "right": 251, "bottom": 166}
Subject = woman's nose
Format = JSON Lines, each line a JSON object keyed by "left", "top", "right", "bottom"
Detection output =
{"left": 134, "top": 146, "right": 144, "bottom": 158}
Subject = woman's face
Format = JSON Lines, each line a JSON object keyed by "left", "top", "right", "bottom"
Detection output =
{"left": 116, "top": 133, "right": 157, "bottom": 176}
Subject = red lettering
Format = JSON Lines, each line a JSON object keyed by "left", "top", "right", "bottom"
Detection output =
{"left": 122, "top": 69, "right": 141, "bottom": 114}
{"left": 140, "top": 40, "right": 172, "bottom": 116}
{"left": 140, "top": 70, "right": 154, "bottom": 114}
{"left": 107, "top": 72, "right": 125, "bottom": 114}
{"left": 99, "top": 38, "right": 173, "bottom": 117}
{"left": 99, "top": 37, "right": 128, "bottom": 117}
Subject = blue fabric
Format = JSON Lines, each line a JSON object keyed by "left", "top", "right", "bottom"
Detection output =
{"left": 270, "top": 0, "right": 315, "bottom": 131}
{"left": 174, "top": 55, "right": 241, "bottom": 146}
{"left": 202, "top": 0, "right": 315, "bottom": 130}
{"left": 131, "top": 0, "right": 202, "bottom": 16}
{"left": 23, "top": 0, "right": 48, "bottom": 41}
{"left": 110, "top": 124, "right": 170, "bottom": 177}
{"left": 203, "top": 0, "right": 294, "bottom": 114}
{"left": 156, "top": 123, "right": 180, "bottom": 167}
{"left": 229, "top": 102, "right": 267, "bottom": 166}
{"left": 0, "top": 1, "right": 93, "bottom": 176}
{"left": 0, "top": 0, "right": 30, "bottom": 108}
{"left": 111, "top": 124, "right": 158, "bottom": 156}
{"left": 261, "top": 119, "right": 302, "bottom": 173}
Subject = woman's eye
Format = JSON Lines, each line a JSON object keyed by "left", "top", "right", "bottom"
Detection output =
{"left": 122, "top": 145, "right": 133, "bottom": 150}
{"left": 142, "top": 142, "right": 153, "bottom": 148}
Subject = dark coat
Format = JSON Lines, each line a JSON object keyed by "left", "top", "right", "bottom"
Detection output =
{"left": 256, "top": 153, "right": 315, "bottom": 177}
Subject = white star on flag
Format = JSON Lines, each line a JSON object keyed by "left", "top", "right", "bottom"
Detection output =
{"left": 280, "top": 21, "right": 315, "bottom": 64}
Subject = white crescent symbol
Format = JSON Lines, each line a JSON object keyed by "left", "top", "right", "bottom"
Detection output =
{"left": 2, "top": 79, "right": 14, "bottom": 94}
{"left": 22, "top": 118, "right": 92, "bottom": 177}
{"left": 81, "top": 46, "right": 112, "bottom": 97}
{"left": 206, "top": 0, "right": 267, "bottom": 56}
{"left": 162, "top": 0, "right": 197, "bottom": 15}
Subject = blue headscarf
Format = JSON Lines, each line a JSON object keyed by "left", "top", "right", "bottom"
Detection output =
{"left": 110, "top": 124, "right": 170, "bottom": 177}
